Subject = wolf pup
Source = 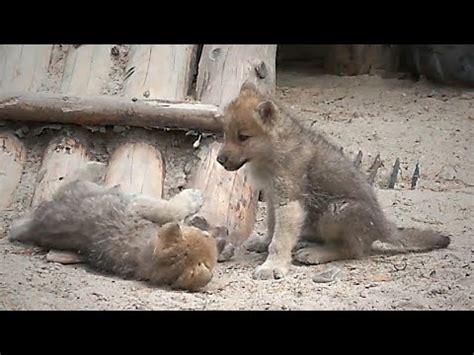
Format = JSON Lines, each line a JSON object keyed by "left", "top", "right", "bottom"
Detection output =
{"left": 216, "top": 82, "right": 450, "bottom": 280}
{"left": 9, "top": 163, "right": 218, "bottom": 291}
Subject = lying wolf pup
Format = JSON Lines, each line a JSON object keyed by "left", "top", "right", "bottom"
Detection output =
{"left": 9, "top": 162, "right": 218, "bottom": 291}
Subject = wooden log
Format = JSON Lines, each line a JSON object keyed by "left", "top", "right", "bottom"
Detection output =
{"left": 31, "top": 135, "right": 92, "bottom": 207}
{"left": 0, "top": 45, "right": 53, "bottom": 92}
{"left": 104, "top": 142, "right": 164, "bottom": 198}
{"left": 188, "top": 142, "right": 259, "bottom": 245}
{"left": 0, "top": 132, "right": 27, "bottom": 210}
{"left": 191, "top": 46, "right": 277, "bottom": 244}
{"left": 196, "top": 45, "right": 277, "bottom": 108}
{"left": 60, "top": 45, "right": 114, "bottom": 96}
{"left": 0, "top": 45, "right": 22, "bottom": 90}
{"left": 324, "top": 45, "right": 379, "bottom": 76}
{"left": 0, "top": 91, "right": 223, "bottom": 132}
{"left": 124, "top": 45, "right": 196, "bottom": 101}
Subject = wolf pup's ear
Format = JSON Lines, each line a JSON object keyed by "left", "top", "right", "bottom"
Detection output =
{"left": 159, "top": 222, "right": 184, "bottom": 243}
{"left": 240, "top": 81, "right": 259, "bottom": 95}
{"left": 255, "top": 100, "right": 278, "bottom": 125}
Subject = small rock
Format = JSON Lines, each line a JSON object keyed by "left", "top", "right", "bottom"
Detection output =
{"left": 47, "top": 250, "right": 84, "bottom": 265}
{"left": 395, "top": 300, "right": 425, "bottom": 310}
{"left": 312, "top": 266, "right": 342, "bottom": 283}
{"left": 112, "top": 125, "right": 128, "bottom": 133}
{"left": 436, "top": 165, "right": 458, "bottom": 181}
{"left": 218, "top": 243, "right": 235, "bottom": 262}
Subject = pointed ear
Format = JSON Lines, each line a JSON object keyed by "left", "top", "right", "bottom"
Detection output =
{"left": 239, "top": 81, "right": 259, "bottom": 95}
{"left": 255, "top": 100, "right": 278, "bottom": 125}
{"left": 159, "top": 222, "right": 184, "bottom": 243}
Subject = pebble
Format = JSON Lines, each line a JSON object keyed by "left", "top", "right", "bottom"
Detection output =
{"left": 312, "top": 267, "right": 342, "bottom": 283}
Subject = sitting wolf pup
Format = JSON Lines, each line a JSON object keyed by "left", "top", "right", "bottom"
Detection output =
{"left": 216, "top": 82, "right": 450, "bottom": 280}
{"left": 9, "top": 162, "right": 218, "bottom": 291}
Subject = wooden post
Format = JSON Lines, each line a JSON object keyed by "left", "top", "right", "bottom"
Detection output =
{"left": 188, "top": 142, "right": 259, "bottom": 245}
{"left": 196, "top": 45, "right": 277, "bottom": 107}
{"left": 0, "top": 45, "right": 53, "bottom": 92}
{"left": 191, "top": 45, "right": 277, "bottom": 245}
{"left": 31, "top": 135, "right": 92, "bottom": 207}
{"left": 31, "top": 134, "right": 93, "bottom": 264}
{"left": 60, "top": 45, "right": 114, "bottom": 96}
{"left": 104, "top": 142, "right": 165, "bottom": 198}
{"left": 0, "top": 132, "right": 27, "bottom": 210}
{"left": 124, "top": 45, "right": 196, "bottom": 101}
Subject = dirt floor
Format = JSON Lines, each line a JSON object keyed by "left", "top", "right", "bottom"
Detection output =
{"left": 1, "top": 65, "right": 473, "bottom": 310}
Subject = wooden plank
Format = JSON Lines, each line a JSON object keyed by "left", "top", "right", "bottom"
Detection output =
{"left": 0, "top": 91, "right": 223, "bottom": 132}
{"left": 196, "top": 45, "right": 277, "bottom": 108}
{"left": 124, "top": 45, "right": 196, "bottom": 101}
{"left": 60, "top": 45, "right": 114, "bottom": 96}
{"left": 0, "top": 132, "right": 27, "bottom": 210}
{"left": 105, "top": 142, "right": 164, "bottom": 198}
{"left": 189, "top": 142, "right": 259, "bottom": 245}
{"left": 0, "top": 45, "right": 53, "bottom": 92}
{"left": 31, "top": 135, "right": 91, "bottom": 207}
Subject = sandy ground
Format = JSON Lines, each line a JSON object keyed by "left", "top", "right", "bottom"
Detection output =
{"left": 0, "top": 66, "right": 473, "bottom": 310}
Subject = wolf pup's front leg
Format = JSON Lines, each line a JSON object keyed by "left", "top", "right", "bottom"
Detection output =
{"left": 245, "top": 191, "right": 275, "bottom": 253}
{"left": 130, "top": 189, "right": 204, "bottom": 225}
{"left": 253, "top": 200, "right": 305, "bottom": 280}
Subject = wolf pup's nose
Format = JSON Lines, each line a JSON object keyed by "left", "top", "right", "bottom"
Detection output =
{"left": 216, "top": 154, "right": 228, "bottom": 166}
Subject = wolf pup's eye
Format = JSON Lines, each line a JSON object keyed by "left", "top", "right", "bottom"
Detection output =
{"left": 238, "top": 133, "right": 251, "bottom": 142}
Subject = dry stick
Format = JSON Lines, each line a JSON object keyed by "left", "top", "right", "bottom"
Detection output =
{"left": 353, "top": 150, "right": 363, "bottom": 168}
{"left": 367, "top": 154, "right": 382, "bottom": 185}
{"left": 411, "top": 163, "right": 420, "bottom": 190}
{"left": 0, "top": 91, "right": 223, "bottom": 133}
{"left": 387, "top": 158, "right": 400, "bottom": 189}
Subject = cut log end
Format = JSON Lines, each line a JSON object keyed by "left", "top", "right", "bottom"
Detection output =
{"left": 31, "top": 135, "right": 91, "bottom": 207}
{"left": 0, "top": 132, "right": 27, "bottom": 210}
{"left": 188, "top": 142, "right": 259, "bottom": 245}
{"left": 104, "top": 142, "right": 165, "bottom": 198}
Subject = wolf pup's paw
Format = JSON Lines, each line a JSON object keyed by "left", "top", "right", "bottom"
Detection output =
{"left": 171, "top": 189, "right": 205, "bottom": 218}
{"left": 293, "top": 248, "right": 324, "bottom": 265}
{"left": 253, "top": 261, "right": 288, "bottom": 280}
{"left": 244, "top": 236, "right": 270, "bottom": 253}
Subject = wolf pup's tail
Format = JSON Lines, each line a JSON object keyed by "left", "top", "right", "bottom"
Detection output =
{"left": 9, "top": 217, "right": 35, "bottom": 243}
{"left": 378, "top": 222, "right": 451, "bottom": 254}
